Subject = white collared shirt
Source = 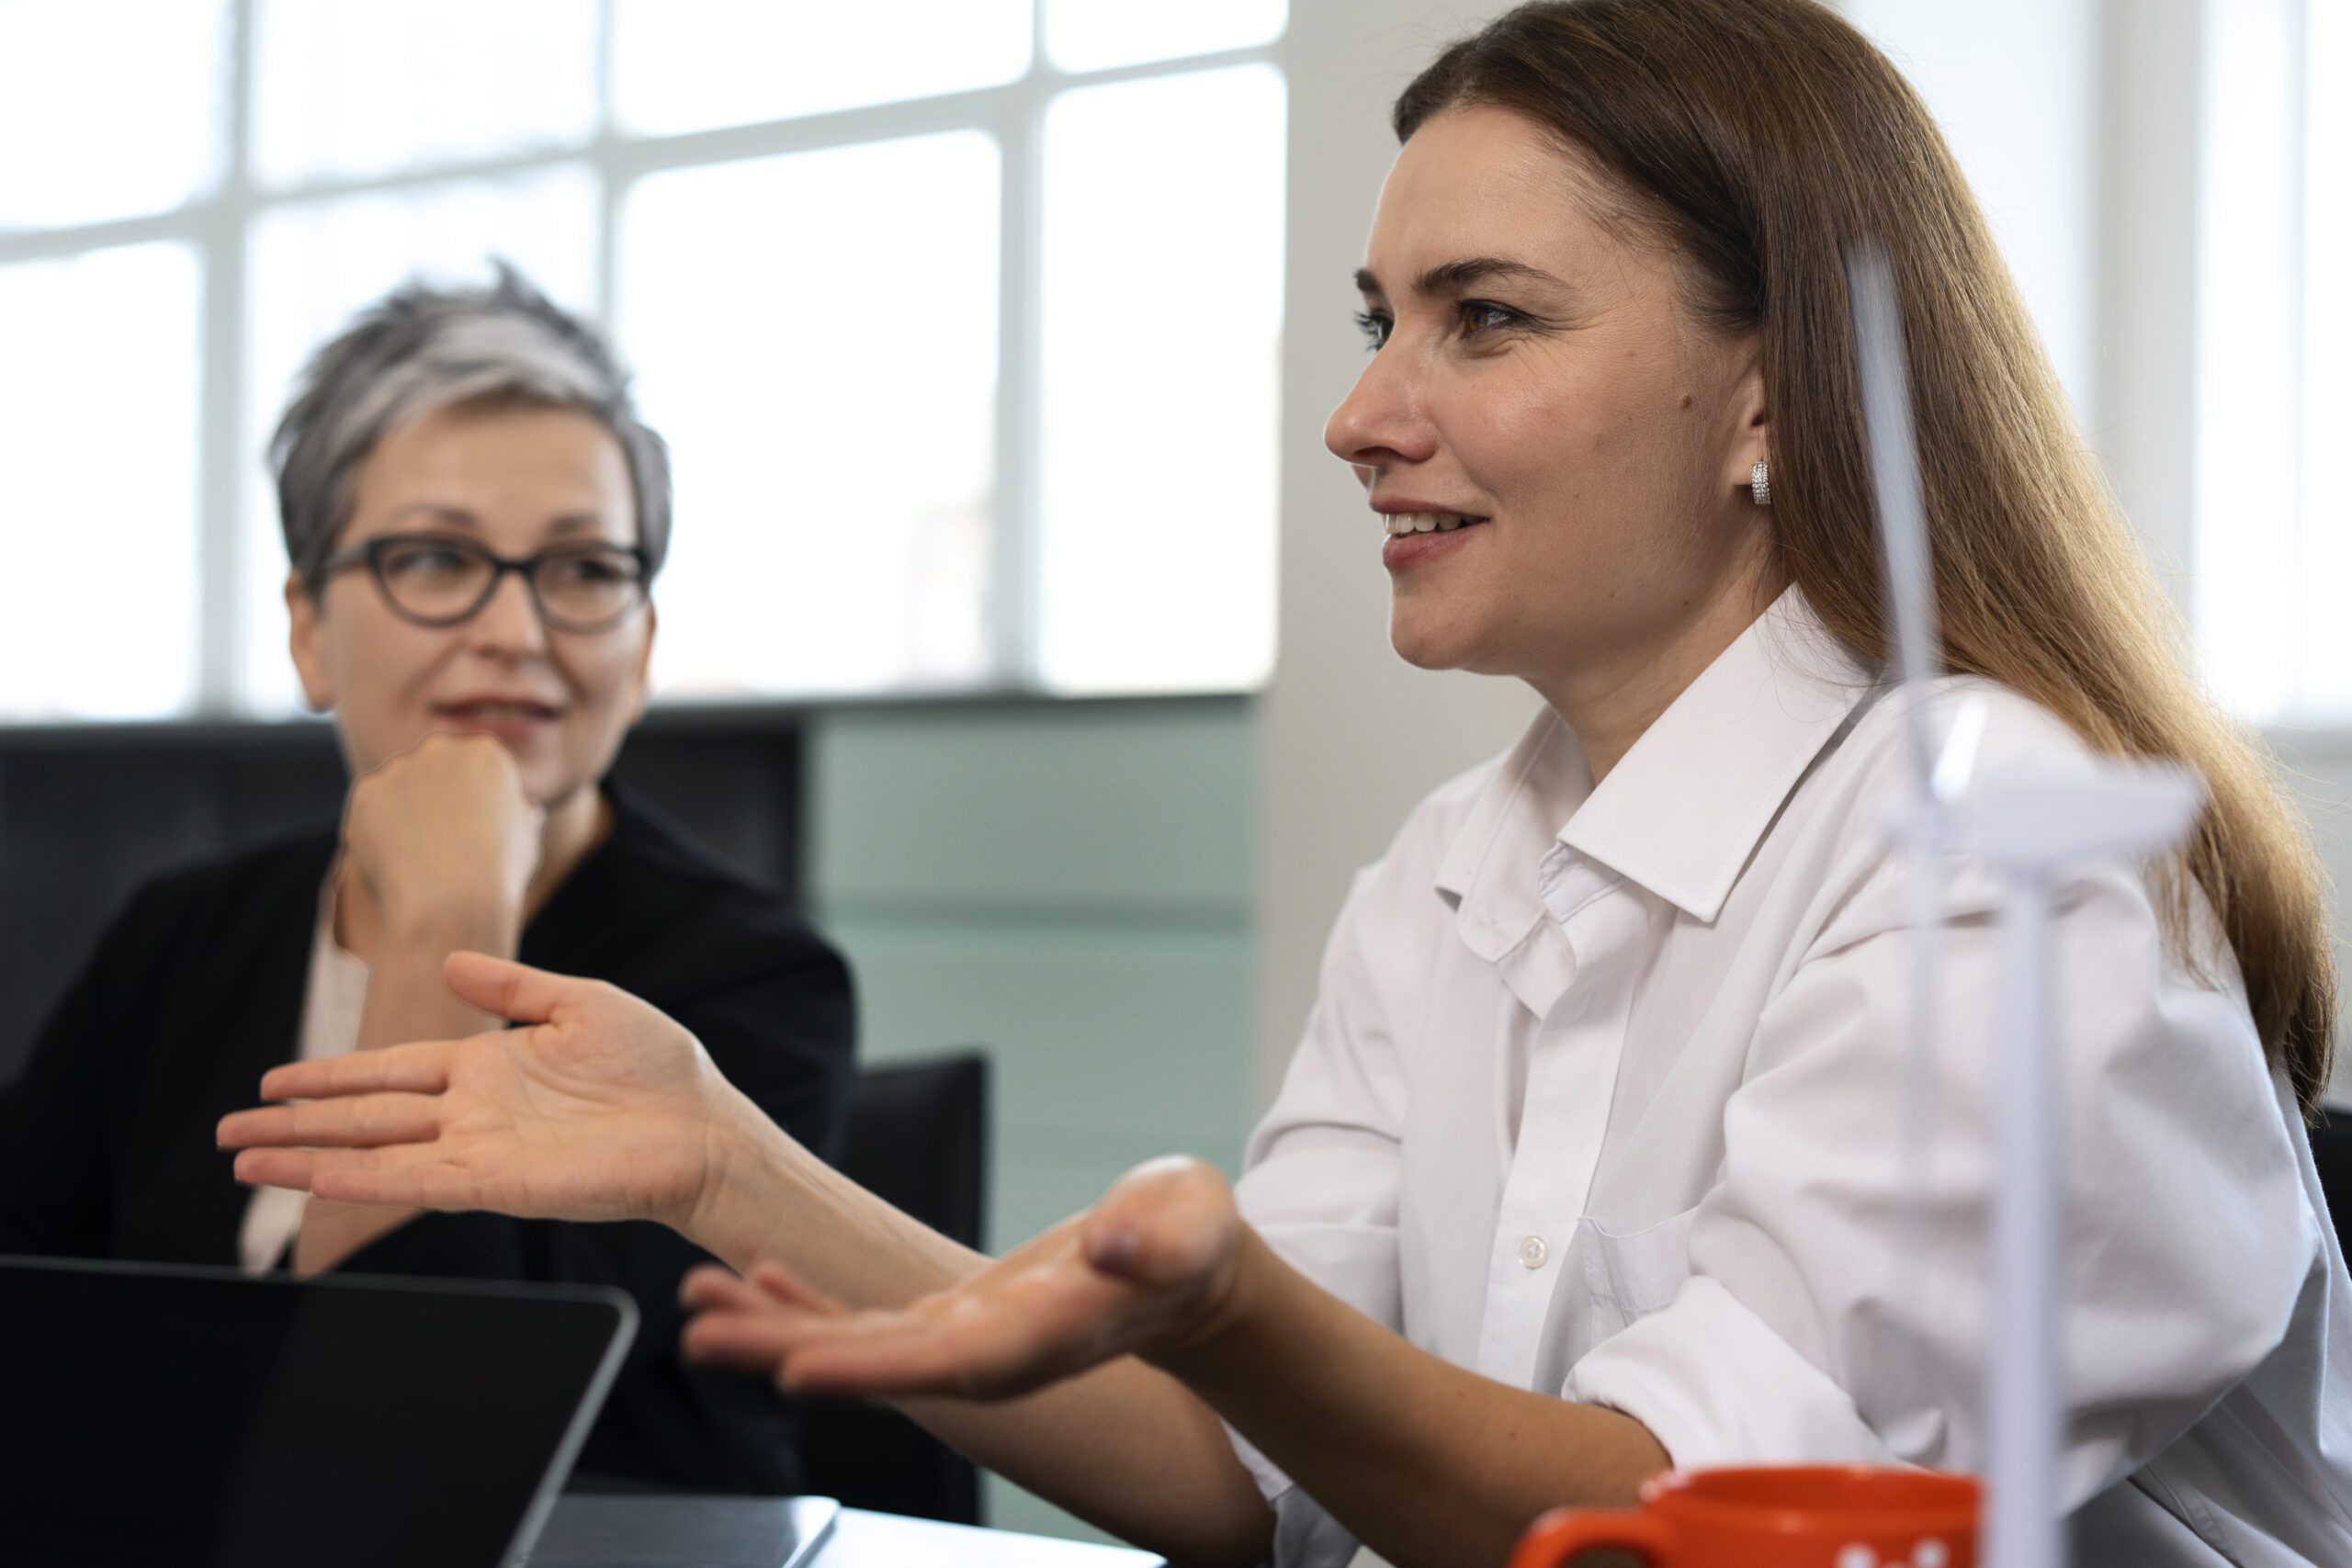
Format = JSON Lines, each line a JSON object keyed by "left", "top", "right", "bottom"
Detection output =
{"left": 1235, "top": 590, "right": 2352, "bottom": 1566}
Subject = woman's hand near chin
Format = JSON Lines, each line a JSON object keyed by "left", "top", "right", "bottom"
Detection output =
{"left": 681, "top": 1156, "right": 1253, "bottom": 1402}
{"left": 290, "top": 731, "right": 545, "bottom": 1274}
{"left": 225, "top": 953, "right": 753, "bottom": 1240}
{"left": 340, "top": 729, "right": 542, "bottom": 952}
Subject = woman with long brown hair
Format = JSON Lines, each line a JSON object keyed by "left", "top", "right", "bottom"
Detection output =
{"left": 219, "top": 3, "right": 2351, "bottom": 1563}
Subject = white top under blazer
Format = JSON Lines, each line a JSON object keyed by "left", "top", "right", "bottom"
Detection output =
{"left": 1233, "top": 589, "right": 2352, "bottom": 1567}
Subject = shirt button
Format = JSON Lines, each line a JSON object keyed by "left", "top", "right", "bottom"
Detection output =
{"left": 1516, "top": 1235, "right": 1549, "bottom": 1269}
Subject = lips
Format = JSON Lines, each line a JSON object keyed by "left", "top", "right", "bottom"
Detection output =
{"left": 431, "top": 698, "right": 565, "bottom": 739}
{"left": 1380, "top": 510, "right": 1489, "bottom": 536}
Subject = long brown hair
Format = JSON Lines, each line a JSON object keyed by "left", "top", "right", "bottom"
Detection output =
{"left": 1397, "top": 0, "right": 2336, "bottom": 1114}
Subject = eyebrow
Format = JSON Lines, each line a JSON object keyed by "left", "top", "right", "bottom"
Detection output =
{"left": 379, "top": 502, "right": 605, "bottom": 536}
{"left": 1354, "top": 257, "right": 1568, "bottom": 299}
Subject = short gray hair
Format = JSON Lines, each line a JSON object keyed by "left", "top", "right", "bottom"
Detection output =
{"left": 272, "top": 263, "right": 672, "bottom": 589}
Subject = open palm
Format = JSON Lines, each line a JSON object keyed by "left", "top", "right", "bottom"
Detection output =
{"left": 218, "top": 952, "right": 738, "bottom": 1233}
{"left": 681, "top": 1156, "right": 1248, "bottom": 1402}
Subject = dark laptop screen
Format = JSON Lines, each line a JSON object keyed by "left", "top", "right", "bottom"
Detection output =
{"left": 0, "top": 1258, "right": 634, "bottom": 1568}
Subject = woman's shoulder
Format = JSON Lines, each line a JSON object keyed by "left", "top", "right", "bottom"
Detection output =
{"left": 89, "top": 829, "right": 337, "bottom": 971}
{"left": 1816, "top": 673, "right": 2111, "bottom": 828}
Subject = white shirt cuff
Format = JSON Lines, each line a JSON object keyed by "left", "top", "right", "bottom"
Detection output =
{"left": 1564, "top": 1274, "right": 1900, "bottom": 1469}
{"left": 1223, "top": 1427, "right": 1361, "bottom": 1568}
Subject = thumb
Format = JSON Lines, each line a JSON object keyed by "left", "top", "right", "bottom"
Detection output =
{"left": 1081, "top": 1156, "right": 1237, "bottom": 1288}
{"left": 444, "top": 951, "right": 587, "bottom": 1024}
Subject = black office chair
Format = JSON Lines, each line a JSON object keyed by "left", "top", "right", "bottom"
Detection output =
{"left": 797, "top": 1053, "right": 989, "bottom": 1525}
{"left": 2312, "top": 1113, "right": 2352, "bottom": 1264}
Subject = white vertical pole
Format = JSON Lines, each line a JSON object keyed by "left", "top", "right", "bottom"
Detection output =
{"left": 1988, "top": 871, "right": 2064, "bottom": 1568}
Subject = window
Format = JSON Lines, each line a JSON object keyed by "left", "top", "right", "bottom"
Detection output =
{"left": 0, "top": 0, "right": 1287, "bottom": 721}
{"left": 2197, "top": 0, "right": 2346, "bottom": 721}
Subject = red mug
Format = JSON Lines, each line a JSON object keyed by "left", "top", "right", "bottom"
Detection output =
{"left": 1509, "top": 1464, "right": 1980, "bottom": 1568}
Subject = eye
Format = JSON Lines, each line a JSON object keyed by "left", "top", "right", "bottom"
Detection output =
{"left": 540, "top": 550, "right": 639, "bottom": 588}
{"left": 1353, "top": 310, "right": 1392, "bottom": 351}
{"left": 379, "top": 540, "right": 476, "bottom": 580}
{"left": 1457, "top": 299, "right": 1523, "bottom": 337}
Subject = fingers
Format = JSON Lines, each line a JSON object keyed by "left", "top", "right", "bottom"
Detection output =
{"left": 232, "top": 1146, "right": 324, "bottom": 1191}
{"left": 218, "top": 1092, "right": 440, "bottom": 1150}
{"left": 692, "top": 1257, "right": 1133, "bottom": 1402}
{"left": 679, "top": 1260, "right": 838, "bottom": 1315}
{"left": 254, "top": 1040, "right": 453, "bottom": 1102}
{"left": 682, "top": 1303, "right": 809, "bottom": 1376}
{"left": 771, "top": 1299, "right": 1080, "bottom": 1400}
{"left": 746, "top": 1260, "right": 842, "bottom": 1312}
{"left": 442, "top": 951, "right": 590, "bottom": 1025}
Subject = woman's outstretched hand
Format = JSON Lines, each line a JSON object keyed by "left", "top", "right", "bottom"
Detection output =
{"left": 682, "top": 1155, "right": 1250, "bottom": 1402}
{"left": 217, "top": 952, "right": 741, "bottom": 1235}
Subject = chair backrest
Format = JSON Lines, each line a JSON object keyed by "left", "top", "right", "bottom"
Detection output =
{"left": 797, "top": 1053, "right": 989, "bottom": 1524}
{"left": 2311, "top": 1114, "right": 2352, "bottom": 1264}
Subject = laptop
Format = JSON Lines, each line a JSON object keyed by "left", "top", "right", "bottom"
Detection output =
{"left": 0, "top": 1256, "right": 636, "bottom": 1567}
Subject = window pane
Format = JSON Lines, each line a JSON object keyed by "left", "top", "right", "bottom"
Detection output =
{"left": 0, "top": 0, "right": 224, "bottom": 230}
{"left": 251, "top": 0, "right": 597, "bottom": 189}
{"left": 1038, "top": 67, "right": 1283, "bottom": 694}
{"left": 614, "top": 0, "right": 1029, "bottom": 135}
{"left": 619, "top": 134, "right": 1000, "bottom": 697}
{"left": 2194, "top": 0, "right": 2301, "bottom": 718}
{"left": 240, "top": 168, "right": 599, "bottom": 714}
{"left": 0, "top": 244, "right": 199, "bottom": 719}
{"left": 2295, "top": 0, "right": 2352, "bottom": 712}
{"left": 1045, "top": 0, "right": 1284, "bottom": 73}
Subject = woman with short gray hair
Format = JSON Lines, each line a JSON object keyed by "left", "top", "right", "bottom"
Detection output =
{"left": 273, "top": 262, "right": 673, "bottom": 593}
{"left": 0, "top": 265, "right": 857, "bottom": 1496}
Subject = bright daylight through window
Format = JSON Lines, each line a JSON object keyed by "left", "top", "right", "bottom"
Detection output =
{"left": 0, "top": 0, "right": 1287, "bottom": 722}
{"left": 2197, "top": 0, "right": 2347, "bottom": 722}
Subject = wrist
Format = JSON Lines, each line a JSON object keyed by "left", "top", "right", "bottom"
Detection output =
{"left": 370, "top": 894, "right": 522, "bottom": 958}
{"left": 1148, "top": 1224, "right": 1274, "bottom": 1381}
{"left": 678, "top": 1084, "right": 797, "bottom": 1263}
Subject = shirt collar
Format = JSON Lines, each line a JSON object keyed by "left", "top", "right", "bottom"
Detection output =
{"left": 1435, "top": 587, "right": 1877, "bottom": 952}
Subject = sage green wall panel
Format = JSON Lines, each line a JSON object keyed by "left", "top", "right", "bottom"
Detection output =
{"left": 803, "top": 701, "right": 1260, "bottom": 1544}
{"left": 823, "top": 916, "right": 1252, "bottom": 1153}
{"left": 808, "top": 700, "right": 1253, "bottom": 910}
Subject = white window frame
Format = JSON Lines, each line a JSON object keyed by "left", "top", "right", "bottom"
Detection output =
{"left": 0, "top": 0, "right": 1287, "bottom": 716}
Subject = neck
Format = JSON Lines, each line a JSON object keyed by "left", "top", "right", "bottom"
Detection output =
{"left": 528, "top": 784, "right": 613, "bottom": 921}
{"left": 1527, "top": 558, "right": 1787, "bottom": 785}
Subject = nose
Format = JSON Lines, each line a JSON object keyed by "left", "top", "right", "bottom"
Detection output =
{"left": 1324, "top": 335, "right": 1438, "bottom": 476}
{"left": 464, "top": 566, "right": 548, "bottom": 658}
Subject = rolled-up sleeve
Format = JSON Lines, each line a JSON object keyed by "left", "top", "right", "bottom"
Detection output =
{"left": 1564, "top": 852, "right": 2311, "bottom": 1507}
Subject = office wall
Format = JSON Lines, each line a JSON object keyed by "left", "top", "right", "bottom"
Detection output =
{"left": 803, "top": 697, "right": 1255, "bottom": 1540}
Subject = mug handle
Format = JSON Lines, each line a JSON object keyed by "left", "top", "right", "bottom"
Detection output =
{"left": 1508, "top": 1506, "right": 1677, "bottom": 1568}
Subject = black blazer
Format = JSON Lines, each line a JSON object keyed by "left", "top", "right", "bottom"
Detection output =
{"left": 0, "top": 783, "right": 856, "bottom": 1495}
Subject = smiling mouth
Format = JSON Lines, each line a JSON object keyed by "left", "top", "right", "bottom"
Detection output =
{"left": 1382, "top": 511, "right": 1489, "bottom": 536}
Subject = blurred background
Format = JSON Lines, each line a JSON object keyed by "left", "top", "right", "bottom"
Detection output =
{"left": 0, "top": 0, "right": 2342, "bottom": 1541}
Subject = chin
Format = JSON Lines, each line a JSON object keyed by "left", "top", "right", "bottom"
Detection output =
{"left": 1386, "top": 613, "right": 1487, "bottom": 674}
{"left": 520, "top": 759, "right": 595, "bottom": 809}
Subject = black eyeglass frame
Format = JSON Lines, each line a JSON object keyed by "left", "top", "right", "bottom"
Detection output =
{"left": 315, "top": 534, "right": 654, "bottom": 635}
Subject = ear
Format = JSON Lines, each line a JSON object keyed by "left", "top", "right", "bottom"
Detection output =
{"left": 285, "top": 574, "right": 336, "bottom": 713}
{"left": 1725, "top": 333, "right": 1771, "bottom": 499}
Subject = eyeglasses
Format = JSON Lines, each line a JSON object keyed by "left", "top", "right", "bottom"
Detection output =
{"left": 320, "top": 534, "right": 651, "bottom": 635}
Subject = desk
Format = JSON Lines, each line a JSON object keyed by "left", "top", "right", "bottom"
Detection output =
{"left": 533, "top": 1495, "right": 1165, "bottom": 1568}
{"left": 818, "top": 1507, "right": 1163, "bottom": 1566}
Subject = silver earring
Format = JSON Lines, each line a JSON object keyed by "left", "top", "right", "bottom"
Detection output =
{"left": 1750, "top": 459, "right": 1772, "bottom": 507}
